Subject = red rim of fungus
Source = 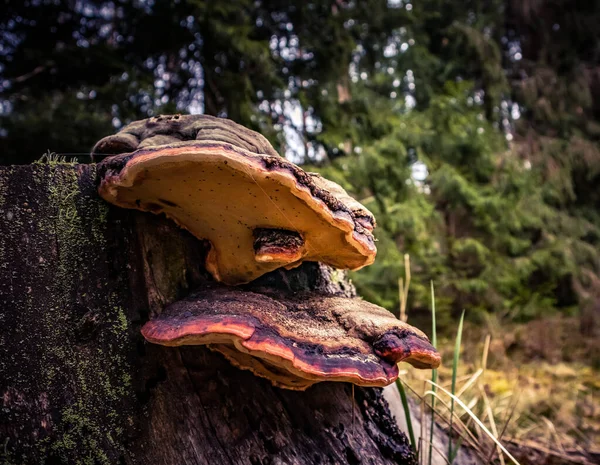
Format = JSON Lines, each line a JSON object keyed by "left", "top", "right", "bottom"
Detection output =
{"left": 141, "top": 285, "right": 441, "bottom": 390}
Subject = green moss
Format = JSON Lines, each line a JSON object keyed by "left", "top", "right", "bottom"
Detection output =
{"left": 329, "top": 268, "right": 346, "bottom": 286}
{"left": 24, "top": 164, "right": 133, "bottom": 464}
{"left": 115, "top": 305, "right": 128, "bottom": 332}
{"left": 0, "top": 436, "right": 17, "bottom": 465}
{"left": 0, "top": 164, "right": 132, "bottom": 463}
{"left": 0, "top": 175, "right": 6, "bottom": 210}
{"left": 121, "top": 372, "right": 132, "bottom": 388}
{"left": 0, "top": 168, "right": 15, "bottom": 266}
{"left": 50, "top": 405, "right": 111, "bottom": 465}
{"left": 34, "top": 150, "right": 78, "bottom": 166}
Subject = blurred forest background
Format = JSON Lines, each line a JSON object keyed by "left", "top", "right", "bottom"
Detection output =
{"left": 1, "top": 0, "right": 599, "bottom": 455}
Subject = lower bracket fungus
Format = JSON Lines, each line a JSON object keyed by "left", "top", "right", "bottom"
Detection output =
{"left": 95, "top": 114, "right": 377, "bottom": 285}
{"left": 141, "top": 284, "right": 441, "bottom": 390}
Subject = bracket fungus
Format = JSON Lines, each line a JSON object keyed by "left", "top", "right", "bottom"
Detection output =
{"left": 95, "top": 115, "right": 439, "bottom": 390}
{"left": 95, "top": 114, "right": 376, "bottom": 285}
{"left": 141, "top": 284, "right": 441, "bottom": 390}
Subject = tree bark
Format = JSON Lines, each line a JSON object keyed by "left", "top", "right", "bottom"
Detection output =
{"left": 0, "top": 163, "right": 416, "bottom": 465}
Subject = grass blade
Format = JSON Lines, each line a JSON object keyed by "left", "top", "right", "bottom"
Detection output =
{"left": 420, "top": 380, "right": 426, "bottom": 462}
{"left": 480, "top": 384, "right": 505, "bottom": 465}
{"left": 399, "top": 254, "right": 411, "bottom": 322}
{"left": 448, "top": 309, "right": 465, "bottom": 462}
{"left": 428, "top": 281, "right": 437, "bottom": 465}
{"left": 451, "top": 333, "right": 490, "bottom": 463}
{"left": 425, "top": 381, "right": 522, "bottom": 465}
{"left": 396, "top": 378, "right": 416, "bottom": 451}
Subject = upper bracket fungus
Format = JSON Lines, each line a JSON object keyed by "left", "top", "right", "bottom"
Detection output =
{"left": 95, "top": 115, "right": 376, "bottom": 285}
{"left": 141, "top": 284, "right": 441, "bottom": 390}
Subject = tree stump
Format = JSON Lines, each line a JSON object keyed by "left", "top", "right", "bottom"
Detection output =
{"left": 0, "top": 163, "right": 416, "bottom": 465}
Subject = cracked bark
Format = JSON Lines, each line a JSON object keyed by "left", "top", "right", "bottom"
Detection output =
{"left": 0, "top": 164, "right": 415, "bottom": 465}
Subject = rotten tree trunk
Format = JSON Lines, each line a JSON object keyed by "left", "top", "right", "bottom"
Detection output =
{"left": 0, "top": 163, "right": 415, "bottom": 465}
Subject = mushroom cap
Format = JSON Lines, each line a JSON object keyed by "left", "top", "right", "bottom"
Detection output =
{"left": 95, "top": 115, "right": 376, "bottom": 285}
{"left": 141, "top": 284, "right": 441, "bottom": 390}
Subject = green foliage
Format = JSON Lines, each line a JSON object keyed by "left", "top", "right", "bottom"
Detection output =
{"left": 314, "top": 78, "right": 577, "bottom": 325}
{"left": 1, "top": 0, "right": 598, "bottom": 329}
{"left": 308, "top": 1, "right": 600, "bottom": 328}
{"left": 448, "top": 309, "right": 465, "bottom": 461}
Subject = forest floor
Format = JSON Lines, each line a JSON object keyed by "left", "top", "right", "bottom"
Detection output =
{"left": 399, "top": 315, "right": 599, "bottom": 464}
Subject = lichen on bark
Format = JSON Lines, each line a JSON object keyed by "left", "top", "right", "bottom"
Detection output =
{"left": 0, "top": 164, "right": 136, "bottom": 465}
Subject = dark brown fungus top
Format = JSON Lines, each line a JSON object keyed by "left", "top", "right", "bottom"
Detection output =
{"left": 141, "top": 284, "right": 441, "bottom": 390}
{"left": 95, "top": 115, "right": 376, "bottom": 285}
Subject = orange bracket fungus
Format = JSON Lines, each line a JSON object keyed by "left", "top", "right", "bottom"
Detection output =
{"left": 95, "top": 114, "right": 376, "bottom": 285}
{"left": 141, "top": 284, "right": 441, "bottom": 390}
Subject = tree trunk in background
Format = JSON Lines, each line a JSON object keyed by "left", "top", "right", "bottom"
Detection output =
{"left": 0, "top": 164, "right": 416, "bottom": 465}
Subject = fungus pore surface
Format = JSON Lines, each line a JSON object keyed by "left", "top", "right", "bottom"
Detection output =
{"left": 141, "top": 284, "right": 441, "bottom": 390}
{"left": 95, "top": 115, "right": 376, "bottom": 284}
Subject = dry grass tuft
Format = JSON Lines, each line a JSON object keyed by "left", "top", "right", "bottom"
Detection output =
{"left": 401, "top": 318, "right": 599, "bottom": 464}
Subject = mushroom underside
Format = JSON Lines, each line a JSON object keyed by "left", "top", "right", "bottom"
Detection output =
{"left": 141, "top": 284, "right": 441, "bottom": 390}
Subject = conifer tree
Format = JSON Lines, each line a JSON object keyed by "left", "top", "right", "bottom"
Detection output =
{"left": 1, "top": 0, "right": 597, "bottom": 331}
